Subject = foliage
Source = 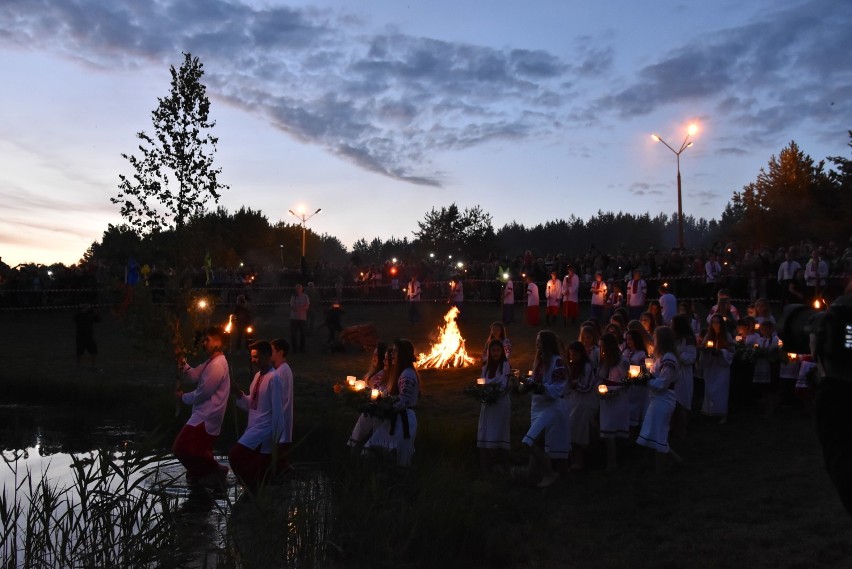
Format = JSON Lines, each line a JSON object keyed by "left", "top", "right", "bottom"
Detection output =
{"left": 0, "top": 447, "right": 188, "bottom": 568}
{"left": 414, "top": 204, "right": 496, "bottom": 259}
{"left": 723, "top": 140, "right": 849, "bottom": 246}
{"left": 351, "top": 236, "right": 414, "bottom": 265}
{"left": 495, "top": 210, "right": 719, "bottom": 257}
{"left": 113, "top": 52, "right": 228, "bottom": 234}
{"left": 82, "top": 207, "right": 348, "bottom": 271}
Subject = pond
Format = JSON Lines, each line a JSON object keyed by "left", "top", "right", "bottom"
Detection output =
{"left": 1, "top": 405, "right": 333, "bottom": 569}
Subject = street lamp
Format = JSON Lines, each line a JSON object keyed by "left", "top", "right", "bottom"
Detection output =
{"left": 288, "top": 206, "right": 322, "bottom": 260}
{"left": 652, "top": 124, "right": 697, "bottom": 250}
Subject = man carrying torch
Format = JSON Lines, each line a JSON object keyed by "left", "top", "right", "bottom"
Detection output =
{"left": 173, "top": 325, "right": 231, "bottom": 491}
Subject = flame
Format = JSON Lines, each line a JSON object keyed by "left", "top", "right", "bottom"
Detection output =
{"left": 416, "top": 307, "right": 477, "bottom": 369}
{"left": 224, "top": 314, "right": 234, "bottom": 334}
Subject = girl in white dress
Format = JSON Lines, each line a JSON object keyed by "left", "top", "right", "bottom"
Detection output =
{"left": 598, "top": 332, "right": 629, "bottom": 470}
{"left": 623, "top": 329, "right": 649, "bottom": 431}
{"left": 566, "top": 341, "right": 596, "bottom": 471}
{"left": 521, "top": 330, "right": 570, "bottom": 487}
{"left": 700, "top": 315, "right": 734, "bottom": 424}
{"left": 671, "top": 315, "right": 698, "bottom": 441}
{"left": 347, "top": 343, "right": 389, "bottom": 449}
{"left": 477, "top": 339, "right": 512, "bottom": 470}
{"left": 637, "top": 326, "right": 683, "bottom": 472}
{"left": 364, "top": 339, "right": 420, "bottom": 467}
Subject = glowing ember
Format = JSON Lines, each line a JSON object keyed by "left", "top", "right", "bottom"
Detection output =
{"left": 416, "top": 307, "right": 477, "bottom": 369}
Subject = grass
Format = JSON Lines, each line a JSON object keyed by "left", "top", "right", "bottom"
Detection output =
{"left": 1, "top": 301, "right": 852, "bottom": 568}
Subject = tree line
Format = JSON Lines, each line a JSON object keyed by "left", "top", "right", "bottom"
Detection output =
{"left": 83, "top": 49, "right": 852, "bottom": 272}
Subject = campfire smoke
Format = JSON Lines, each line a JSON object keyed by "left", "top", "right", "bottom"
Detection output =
{"left": 416, "top": 307, "right": 477, "bottom": 369}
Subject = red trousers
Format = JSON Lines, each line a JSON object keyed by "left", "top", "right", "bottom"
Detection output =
{"left": 563, "top": 301, "right": 579, "bottom": 319}
{"left": 229, "top": 442, "right": 291, "bottom": 490}
{"left": 173, "top": 422, "right": 221, "bottom": 480}
{"left": 526, "top": 306, "right": 540, "bottom": 326}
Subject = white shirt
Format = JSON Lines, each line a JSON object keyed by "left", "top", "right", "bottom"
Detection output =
{"left": 236, "top": 367, "right": 285, "bottom": 453}
{"left": 181, "top": 353, "right": 231, "bottom": 436}
{"left": 407, "top": 279, "right": 421, "bottom": 301}
{"left": 526, "top": 282, "right": 540, "bottom": 307}
{"left": 777, "top": 259, "right": 801, "bottom": 282}
{"left": 276, "top": 362, "right": 295, "bottom": 444}
{"left": 590, "top": 280, "right": 607, "bottom": 306}
{"left": 545, "top": 278, "right": 562, "bottom": 306}
{"left": 503, "top": 280, "right": 515, "bottom": 304}
{"left": 562, "top": 273, "right": 579, "bottom": 303}
{"left": 705, "top": 260, "right": 722, "bottom": 283}
{"left": 659, "top": 292, "right": 678, "bottom": 324}
{"left": 627, "top": 279, "right": 646, "bottom": 307}
{"left": 804, "top": 259, "right": 828, "bottom": 287}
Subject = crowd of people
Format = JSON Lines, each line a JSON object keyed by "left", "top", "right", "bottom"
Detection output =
{"left": 340, "top": 280, "right": 832, "bottom": 487}
{"left": 3, "top": 238, "right": 850, "bottom": 313}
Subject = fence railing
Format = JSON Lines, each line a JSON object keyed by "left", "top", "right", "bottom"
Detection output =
{"left": 2, "top": 274, "right": 847, "bottom": 312}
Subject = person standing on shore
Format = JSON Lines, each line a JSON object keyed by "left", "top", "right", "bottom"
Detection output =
{"left": 407, "top": 274, "right": 422, "bottom": 324}
{"left": 525, "top": 276, "right": 540, "bottom": 327}
{"left": 545, "top": 271, "right": 562, "bottom": 326}
{"left": 73, "top": 304, "right": 101, "bottom": 369}
{"left": 626, "top": 269, "right": 647, "bottom": 321}
{"left": 289, "top": 284, "right": 310, "bottom": 353}
{"left": 173, "top": 326, "right": 231, "bottom": 490}
{"left": 502, "top": 277, "right": 515, "bottom": 324}
{"left": 562, "top": 265, "right": 580, "bottom": 326}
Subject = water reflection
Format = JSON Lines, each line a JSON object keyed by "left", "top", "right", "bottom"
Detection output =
{"left": 2, "top": 416, "right": 333, "bottom": 569}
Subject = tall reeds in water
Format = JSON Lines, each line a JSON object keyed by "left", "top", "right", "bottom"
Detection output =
{"left": 1, "top": 446, "right": 188, "bottom": 568}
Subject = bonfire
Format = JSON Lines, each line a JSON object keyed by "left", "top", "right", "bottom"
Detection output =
{"left": 416, "top": 307, "right": 477, "bottom": 369}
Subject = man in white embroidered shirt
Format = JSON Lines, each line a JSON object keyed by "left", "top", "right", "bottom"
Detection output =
{"left": 173, "top": 326, "right": 231, "bottom": 491}
{"left": 229, "top": 340, "right": 286, "bottom": 492}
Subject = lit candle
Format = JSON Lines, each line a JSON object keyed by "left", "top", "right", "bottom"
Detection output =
{"left": 527, "top": 370, "right": 533, "bottom": 377}
{"left": 788, "top": 352, "right": 797, "bottom": 361}
{"left": 476, "top": 377, "right": 486, "bottom": 386}
{"left": 370, "top": 388, "right": 380, "bottom": 400}
{"left": 644, "top": 357, "right": 654, "bottom": 370}
{"left": 754, "top": 323, "right": 761, "bottom": 331}
{"left": 353, "top": 380, "right": 367, "bottom": 391}
{"left": 778, "top": 338, "right": 784, "bottom": 348}
{"left": 629, "top": 365, "right": 641, "bottom": 378}
{"left": 814, "top": 299, "right": 822, "bottom": 309}
{"left": 598, "top": 384, "right": 609, "bottom": 395}
{"left": 735, "top": 335, "right": 743, "bottom": 343}
{"left": 706, "top": 340, "right": 715, "bottom": 349}
{"left": 346, "top": 375, "right": 356, "bottom": 386}
{"left": 753, "top": 343, "right": 759, "bottom": 349}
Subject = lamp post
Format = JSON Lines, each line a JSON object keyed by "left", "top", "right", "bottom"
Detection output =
{"left": 288, "top": 206, "right": 322, "bottom": 267}
{"left": 652, "top": 124, "right": 697, "bottom": 251}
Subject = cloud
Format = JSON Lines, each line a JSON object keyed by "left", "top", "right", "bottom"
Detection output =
{"left": 4, "top": 0, "right": 849, "bottom": 189}
{"left": 0, "top": 0, "right": 582, "bottom": 187}
{"left": 587, "top": 0, "right": 852, "bottom": 144}
{"left": 690, "top": 189, "right": 721, "bottom": 206}
{"left": 628, "top": 182, "right": 666, "bottom": 196}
